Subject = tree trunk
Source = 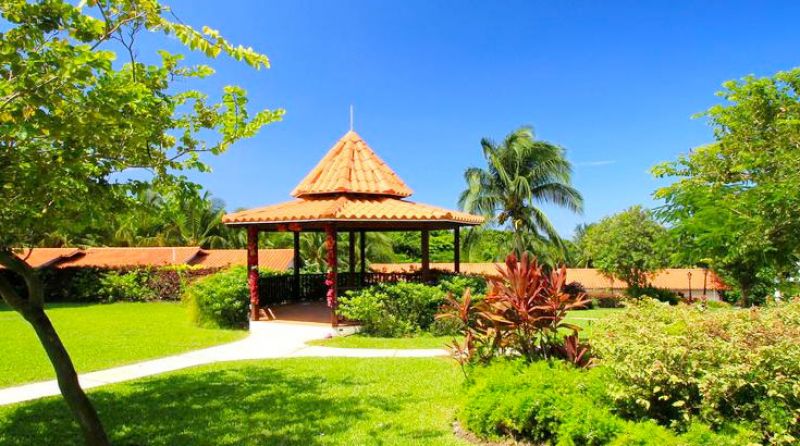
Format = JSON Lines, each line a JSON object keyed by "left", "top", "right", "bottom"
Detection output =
{"left": 22, "top": 306, "right": 110, "bottom": 445}
{"left": 0, "top": 251, "right": 109, "bottom": 446}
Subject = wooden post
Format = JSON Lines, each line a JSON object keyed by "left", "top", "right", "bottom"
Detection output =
{"left": 348, "top": 231, "right": 356, "bottom": 285}
{"left": 359, "top": 230, "right": 366, "bottom": 285}
{"left": 325, "top": 225, "right": 338, "bottom": 327}
{"left": 246, "top": 226, "right": 260, "bottom": 321}
{"left": 454, "top": 226, "right": 461, "bottom": 274}
{"left": 293, "top": 231, "right": 301, "bottom": 299}
{"left": 421, "top": 229, "right": 430, "bottom": 281}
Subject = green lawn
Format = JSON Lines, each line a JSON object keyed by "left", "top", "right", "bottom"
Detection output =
{"left": 0, "top": 358, "right": 468, "bottom": 446}
{"left": 309, "top": 334, "right": 455, "bottom": 349}
{"left": 0, "top": 302, "right": 246, "bottom": 388}
{"left": 310, "top": 308, "right": 622, "bottom": 349}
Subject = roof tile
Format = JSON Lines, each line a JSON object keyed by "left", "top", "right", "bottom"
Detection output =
{"left": 191, "top": 249, "right": 294, "bottom": 271}
{"left": 291, "top": 131, "right": 413, "bottom": 198}
{"left": 222, "top": 196, "right": 483, "bottom": 225}
{"left": 369, "top": 263, "right": 728, "bottom": 291}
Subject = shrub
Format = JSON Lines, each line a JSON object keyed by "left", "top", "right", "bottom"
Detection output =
{"left": 437, "top": 253, "right": 591, "bottom": 365}
{"left": 183, "top": 266, "right": 249, "bottom": 329}
{"left": 626, "top": 285, "right": 680, "bottom": 305}
{"left": 97, "top": 270, "right": 155, "bottom": 302}
{"left": 461, "top": 360, "right": 759, "bottom": 446}
{"left": 438, "top": 274, "right": 487, "bottom": 297}
{"left": 461, "top": 360, "right": 620, "bottom": 444}
{"left": 593, "top": 299, "right": 800, "bottom": 444}
{"left": 338, "top": 282, "right": 446, "bottom": 337}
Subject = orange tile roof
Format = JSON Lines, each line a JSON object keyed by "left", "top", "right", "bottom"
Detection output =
{"left": 222, "top": 195, "right": 484, "bottom": 225}
{"left": 63, "top": 247, "right": 202, "bottom": 268}
{"left": 9, "top": 248, "right": 84, "bottom": 268}
{"left": 291, "top": 131, "right": 413, "bottom": 198}
{"left": 191, "top": 249, "right": 294, "bottom": 271}
{"left": 369, "top": 263, "right": 727, "bottom": 291}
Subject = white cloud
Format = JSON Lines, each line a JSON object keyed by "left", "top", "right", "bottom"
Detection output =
{"left": 576, "top": 160, "right": 617, "bottom": 167}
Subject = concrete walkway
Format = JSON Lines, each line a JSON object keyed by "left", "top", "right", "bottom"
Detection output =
{"left": 0, "top": 321, "right": 448, "bottom": 406}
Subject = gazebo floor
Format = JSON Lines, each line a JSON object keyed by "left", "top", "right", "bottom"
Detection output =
{"left": 259, "top": 300, "right": 357, "bottom": 326}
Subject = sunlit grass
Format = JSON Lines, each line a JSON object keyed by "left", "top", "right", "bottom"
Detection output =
{"left": 0, "top": 358, "right": 468, "bottom": 445}
{"left": 309, "top": 308, "right": 622, "bottom": 348}
{"left": 309, "top": 334, "right": 453, "bottom": 349}
{"left": 0, "top": 302, "right": 246, "bottom": 388}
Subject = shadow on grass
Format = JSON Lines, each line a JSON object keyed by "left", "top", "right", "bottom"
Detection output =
{"left": 0, "top": 361, "right": 451, "bottom": 445}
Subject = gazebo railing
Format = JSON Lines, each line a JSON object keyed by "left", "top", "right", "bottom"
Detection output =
{"left": 258, "top": 271, "right": 453, "bottom": 305}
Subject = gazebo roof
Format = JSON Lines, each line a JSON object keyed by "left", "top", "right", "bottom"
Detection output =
{"left": 222, "top": 130, "right": 483, "bottom": 230}
{"left": 291, "top": 131, "right": 413, "bottom": 198}
{"left": 222, "top": 195, "right": 484, "bottom": 227}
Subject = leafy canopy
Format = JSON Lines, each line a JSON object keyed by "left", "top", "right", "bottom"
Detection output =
{"left": 0, "top": 0, "right": 283, "bottom": 249}
{"left": 652, "top": 68, "right": 800, "bottom": 303}
{"left": 580, "top": 206, "right": 670, "bottom": 289}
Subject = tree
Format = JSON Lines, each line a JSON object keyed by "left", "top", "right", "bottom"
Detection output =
{"left": 459, "top": 126, "right": 583, "bottom": 256}
{"left": 0, "top": 1, "right": 282, "bottom": 444}
{"left": 580, "top": 206, "right": 670, "bottom": 289}
{"left": 299, "top": 232, "right": 394, "bottom": 272}
{"left": 652, "top": 68, "right": 800, "bottom": 304}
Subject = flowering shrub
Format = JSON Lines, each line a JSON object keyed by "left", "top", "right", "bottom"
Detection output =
{"left": 437, "top": 253, "right": 592, "bottom": 365}
{"left": 593, "top": 299, "right": 800, "bottom": 445}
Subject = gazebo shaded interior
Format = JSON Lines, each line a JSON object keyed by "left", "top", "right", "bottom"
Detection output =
{"left": 223, "top": 130, "right": 483, "bottom": 325}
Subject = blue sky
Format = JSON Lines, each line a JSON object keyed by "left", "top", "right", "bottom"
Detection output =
{"left": 139, "top": 0, "right": 799, "bottom": 237}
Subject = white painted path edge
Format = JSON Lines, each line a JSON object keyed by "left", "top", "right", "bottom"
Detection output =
{"left": 0, "top": 321, "right": 447, "bottom": 406}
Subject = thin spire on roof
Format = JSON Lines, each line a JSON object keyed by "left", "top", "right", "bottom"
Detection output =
{"left": 349, "top": 105, "right": 354, "bottom": 132}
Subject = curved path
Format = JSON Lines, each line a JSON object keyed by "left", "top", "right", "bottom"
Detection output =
{"left": 0, "top": 321, "right": 447, "bottom": 406}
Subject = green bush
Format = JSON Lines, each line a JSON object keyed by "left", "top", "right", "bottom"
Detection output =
{"left": 183, "top": 266, "right": 249, "bottom": 329}
{"left": 626, "top": 285, "right": 680, "bottom": 305}
{"left": 593, "top": 299, "right": 800, "bottom": 444}
{"left": 438, "top": 274, "right": 487, "bottom": 297}
{"left": 97, "top": 270, "right": 155, "bottom": 302}
{"left": 338, "top": 282, "right": 446, "bottom": 337}
{"left": 461, "top": 360, "right": 759, "bottom": 445}
{"left": 461, "top": 360, "right": 622, "bottom": 445}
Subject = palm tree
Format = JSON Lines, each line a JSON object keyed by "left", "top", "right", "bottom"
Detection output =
{"left": 459, "top": 126, "right": 583, "bottom": 256}
{"left": 299, "top": 232, "right": 395, "bottom": 272}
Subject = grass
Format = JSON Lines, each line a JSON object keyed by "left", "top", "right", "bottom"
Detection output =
{"left": 310, "top": 308, "right": 622, "bottom": 349}
{"left": 0, "top": 358, "right": 468, "bottom": 446}
{"left": 0, "top": 302, "right": 246, "bottom": 388}
{"left": 309, "top": 334, "right": 454, "bottom": 349}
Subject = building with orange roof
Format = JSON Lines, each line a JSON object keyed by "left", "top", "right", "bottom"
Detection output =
{"left": 190, "top": 249, "right": 294, "bottom": 271}
{"left": 62, "top": 247, "right": 202, "bottom": 268}
{"left": 370, "top": 262, "right": 727, "bottom": 300}
{"left": 9, "top": 248, "right": 84, "bottom": 268}
{"left": 223, "top": 130, "right": 484, "bottom": 324}
{"left": 6, "top": 247, "right": 295, "bottom": 272}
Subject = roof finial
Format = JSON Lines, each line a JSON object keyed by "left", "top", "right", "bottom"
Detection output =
{"left": 349, "top": 104, "right": 354, "bottom": 132}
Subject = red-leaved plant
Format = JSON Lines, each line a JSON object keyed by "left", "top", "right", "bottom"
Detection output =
{"left": 436, "top": 253, "right": 594, "bottom": 368}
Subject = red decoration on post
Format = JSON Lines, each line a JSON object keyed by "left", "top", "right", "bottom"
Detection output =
{"left": 325, "top": 225, "right": 338, "bottom": 326}
{"left": 246, "top": 226, "right": 260, "bottom": 321}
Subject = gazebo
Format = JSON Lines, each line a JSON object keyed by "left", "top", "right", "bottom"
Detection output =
{"left": 222, "top": 130, "right": 483, "bottom": 326}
